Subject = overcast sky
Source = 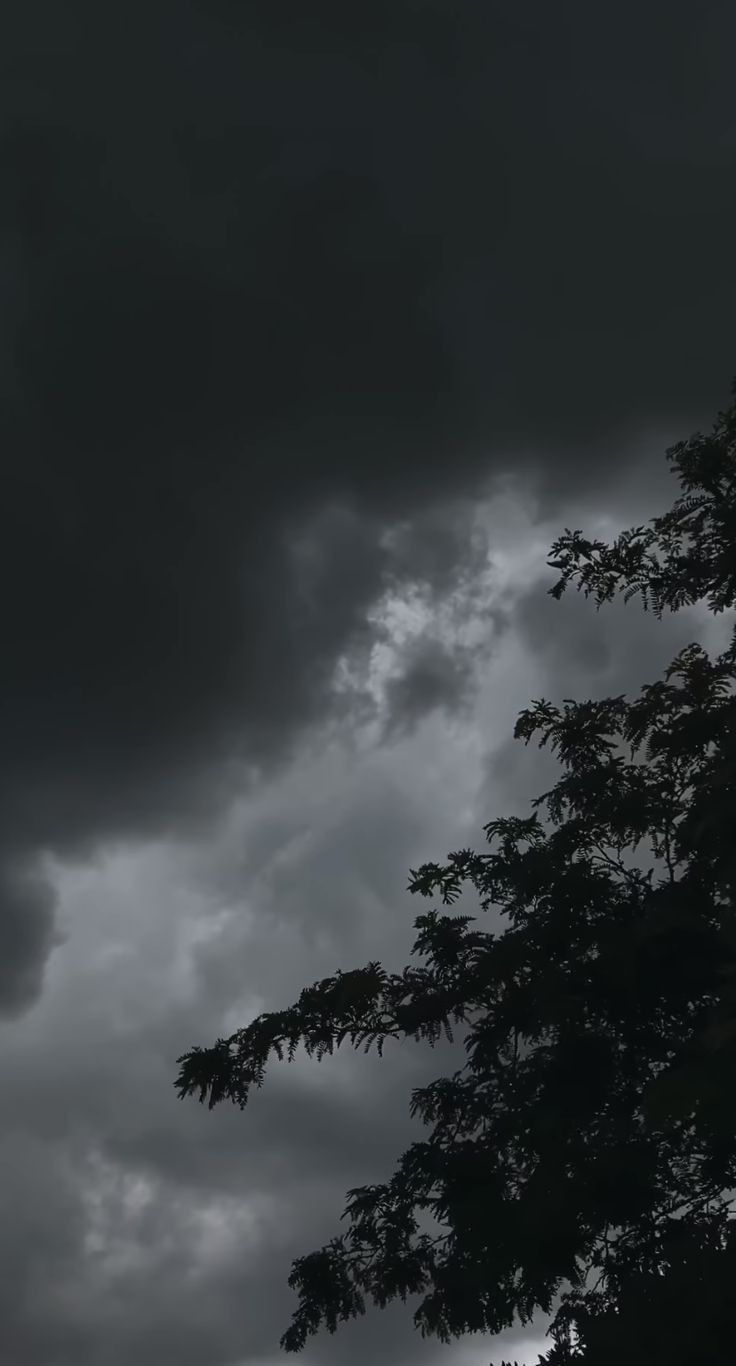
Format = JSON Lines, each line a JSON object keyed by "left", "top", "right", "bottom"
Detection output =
{"left": 1, "top": 3, "right": 735, "bottom": 1364}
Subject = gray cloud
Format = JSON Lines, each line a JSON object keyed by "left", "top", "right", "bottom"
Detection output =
{"left": 0, "top": 860, "right": 59, "bottom": 1015}
{"left": 515, "top": 581, "right": 706, "bottom": 698}
{"left": 0, "top": 727, "right": 523, "bottom": 1366}
{"left": 383, "top": 637, "right": 478, "bottom": 733}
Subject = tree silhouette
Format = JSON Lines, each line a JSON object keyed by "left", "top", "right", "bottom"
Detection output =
{"left": 176, "top": 384, "right": 736, "bottom": 1364}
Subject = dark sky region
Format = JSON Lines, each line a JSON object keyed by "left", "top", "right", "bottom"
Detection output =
{"left": 0, "top": 2, "right": 734, "bottom": 1362}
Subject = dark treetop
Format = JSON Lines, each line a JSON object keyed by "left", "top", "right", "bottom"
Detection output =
{"left": 177, "top": 385, "right": 736, "bottom": 1365}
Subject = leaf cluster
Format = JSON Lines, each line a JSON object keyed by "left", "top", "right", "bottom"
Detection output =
{"left": 548, "top": 379, "right": 736, "bottom": 622}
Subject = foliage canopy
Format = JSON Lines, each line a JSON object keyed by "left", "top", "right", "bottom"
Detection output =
{"left": 177, "top": 385, "right": 736, "bottom": 1364}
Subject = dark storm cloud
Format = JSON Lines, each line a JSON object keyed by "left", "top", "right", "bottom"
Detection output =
{"left": 514, "top": 581, "right": 708, "bottom": 698}
{"left": 0, "top": 0, "right": 734, "bottom": 1001}
{"left": 0, "top": 859, "right": 58, "bottom": 1014}
{"left": 383, "top": 638, "right": 476, "bottom": 731}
